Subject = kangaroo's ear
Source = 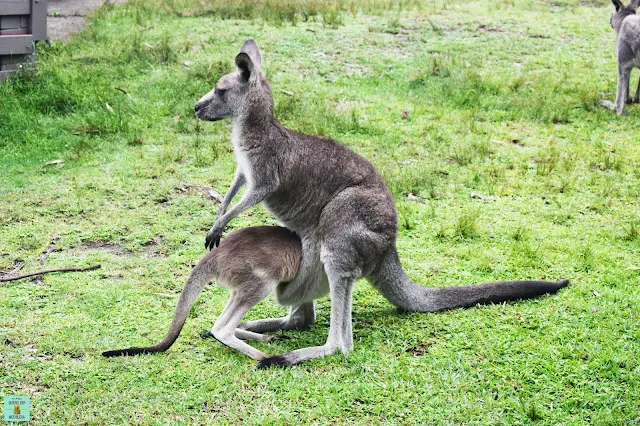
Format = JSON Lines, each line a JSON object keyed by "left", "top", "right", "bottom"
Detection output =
{"left": 630, "top": 0, "right": 639, "bottom": 9}
{"left": 235, "top": 39, "right": 262, "bottom": 83}
{"left": 240, "top": 39, "right": 262, "bottom": 68}
{"left": 613, "top": 0, "right": 623, "bottom": 11}
{"left": 235, "top": 53, "right": 257, "bottom": 83}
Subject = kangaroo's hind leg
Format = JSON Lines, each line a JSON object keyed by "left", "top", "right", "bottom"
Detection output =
{"left": 209, "top": 284, "right": 274, "bottom": 360}
{"left": 238, "top": 302, "right": 316, "bottom": 333}
{"left": 634, "top": 72, "right": 640, "bottom": 103}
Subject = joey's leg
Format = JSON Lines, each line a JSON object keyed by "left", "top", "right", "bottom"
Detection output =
{"left": 256, "top": 263, "right": 357, "bottom": 369}
{"left": 234, "top": 329, "right": 289, "bottom": 341}
{"left": 208, "top": 289, "right": 271, "bottom": 360}
{"left": 205, "top": 182, "right": 275, "bottom": 249}
{"left": 239, "top": 302, "right": 316, "bottom": 333}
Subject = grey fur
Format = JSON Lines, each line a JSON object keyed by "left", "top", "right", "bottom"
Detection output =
{"left": 600, "top": 0, "right": 640, "bottom": 114}
{"left": 193, "top": 40, "right": 569, "bottom": 368}
{"left": 102, "top": 226, "right": 302, "bottom": 360}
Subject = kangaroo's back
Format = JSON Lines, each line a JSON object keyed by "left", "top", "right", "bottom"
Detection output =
{"left": 213, "top": 226, "right": 302, "bottom": 286}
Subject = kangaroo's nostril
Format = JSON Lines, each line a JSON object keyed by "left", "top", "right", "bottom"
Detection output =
{"left": 194, "top": 103, "right": 202, "bottom": 113}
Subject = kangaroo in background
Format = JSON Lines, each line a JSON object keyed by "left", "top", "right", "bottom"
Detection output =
{"left": 193, "top": 39, "right": 568, "bottom": 368}
{"left": 600, "top": 0, "right": 640, "bottom": 114}
{"left": 103, "top": 226, "right": 302, "bottom": 361}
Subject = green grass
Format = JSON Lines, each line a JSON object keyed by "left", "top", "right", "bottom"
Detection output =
{"left": 1, "top": 0, "right": 640, "bottom": 424}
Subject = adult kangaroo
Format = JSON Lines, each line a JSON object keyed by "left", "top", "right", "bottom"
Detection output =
{"left": 194, "top": 39, "right": 569, "bottom": 368}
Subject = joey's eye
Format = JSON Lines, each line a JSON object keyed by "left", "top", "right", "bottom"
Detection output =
{"left": 215, "top": 88, "right": 227, "bottom": 97}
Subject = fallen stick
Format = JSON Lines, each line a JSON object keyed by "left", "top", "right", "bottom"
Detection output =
{"left": 0, "top": 265, "right": 101, "bottom": 283}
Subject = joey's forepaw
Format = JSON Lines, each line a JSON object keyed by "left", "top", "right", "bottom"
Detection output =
{"left": 255, "top": 355, "right": 292, "bottom": 369}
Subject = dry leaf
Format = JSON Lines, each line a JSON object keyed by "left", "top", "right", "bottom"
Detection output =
{"left": 471, "top": 191, "right": 496, "bottom": 201}
{"left": 628, "top": 265, "right": 640, "bottom": 270}
{"left": 154, "top": 293, "right": 178, "bottom": 298}
{"left": 43, "top": 159, "right": 64, "bottom": 168}
{"left": 106, "top": 103, "right": 114, "bottom": 113}
{"left": 178, "top": 183, "right": 224, "bottom": 203}
{"left": 407, "top": 193, "right": 424, "bottom": 204}
{"left": 280, "top": 89, "right": 295, "bottom": 96}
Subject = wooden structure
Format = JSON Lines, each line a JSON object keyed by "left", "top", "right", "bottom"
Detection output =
{"left": 0, "top": 0, "right": 47, "bottom": 82}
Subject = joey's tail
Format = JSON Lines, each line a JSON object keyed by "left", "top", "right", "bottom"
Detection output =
{"left": 102, "top": 255, "right": 216, "bottom": 357}
{"left": 370, "top": 250, "right": 569, "bottom": 312}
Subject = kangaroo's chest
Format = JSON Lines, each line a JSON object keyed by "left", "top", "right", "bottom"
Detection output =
{"left": 231, "top": 127, "right": 254, "bottom": 186}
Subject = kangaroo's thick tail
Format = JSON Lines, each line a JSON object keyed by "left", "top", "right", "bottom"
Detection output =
{"left": 102, "top": 255, "right": 217, "bottom": 357}
{"left": 370, "top": 250, "right": 569, "bottom": 312}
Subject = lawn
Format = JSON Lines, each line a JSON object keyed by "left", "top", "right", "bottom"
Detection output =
{"left": 1, "top": 0, "right": 639, "bottom": 424}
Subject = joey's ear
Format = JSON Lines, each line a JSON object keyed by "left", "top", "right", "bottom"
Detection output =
{"left": 612, "top": 0, "right": 623, "bottom": 11}
{"left": 630, "top": 0, "right": 639, "bottom": 9}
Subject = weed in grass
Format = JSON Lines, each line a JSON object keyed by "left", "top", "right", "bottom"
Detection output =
{"left": 621, "top": 218, "right": 640, "bottom": 241}
{"left": 186, "top": 60, "right": 233, "bottom": 82}
{"left": 397, "top": 202, "right": 417, "bottom": 231}
{"left": 453, "top": 210, "right": 479, "bottom": 239}
{"left": 385, "top": 163, "right": 438, "bottom": 199}
{"left": 535, "top": 145, "right": 560, "bottom": 176}
{"left": 576, "top": 245, "right": 597, "bottom": 272}
{"left": 511, "top": 224, "right": 529, "bottom": 242}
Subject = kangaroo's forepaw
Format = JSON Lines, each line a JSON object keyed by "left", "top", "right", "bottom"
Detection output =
{"left": 255, "top": 354, "right": 292, "bottom": 369}
{"left": 205, "top": 228, "right": 222, "bottom": 250}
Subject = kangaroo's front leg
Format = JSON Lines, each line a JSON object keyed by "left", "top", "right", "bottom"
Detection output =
{"left": 218, "top": 170, "right": 246, "bottom": 218}
{"left": 205, "top": 181, "right": 275, "bottom": 249}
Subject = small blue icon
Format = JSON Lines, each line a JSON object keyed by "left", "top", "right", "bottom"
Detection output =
{"left": 4, "top": 396, "right": 30, "bottom": 422}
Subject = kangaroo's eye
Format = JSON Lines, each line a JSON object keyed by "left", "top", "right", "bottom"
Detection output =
{"left": 215, "top": 88, "right": 227, "bottom": 97}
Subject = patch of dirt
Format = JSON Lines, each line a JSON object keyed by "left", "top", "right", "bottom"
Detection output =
{"left": 142, "top": 236, "right": 168, "bottom": 258}
{"left": 77, "top": 241, "right": 131, "bottom": 256}
{"left": 477, "top": 24, "right": 506, "bottom": 33}
{"left": 0, "top": 259, "right": 25, "bottom": 279}
{"left": 47, "top": 0, "right": 129, "bottom": 41}
{"left": 404, "top": 341, "right": 436, "bottom": 356}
